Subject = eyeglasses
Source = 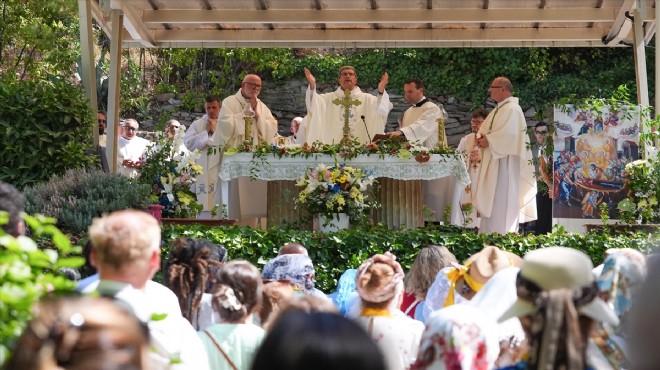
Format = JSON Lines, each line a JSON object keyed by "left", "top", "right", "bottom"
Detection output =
{"left": 244, "top": 81, "right": 262, "bottom": 89}
{"left": 489, "top": 85, "right": 504, "bottom": 89}
{"left": 124, "top": 126, "right": 138, "bottom": 132}
{"left": 98, "top": 119, "right": 106, "bottom": 123}
{"left": 535, "top": 130, "right": 548, "bottom": 134}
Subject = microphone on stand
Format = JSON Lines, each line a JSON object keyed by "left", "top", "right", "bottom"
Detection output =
{"left": 361, "top": 115, "right": 372, "bottom": 142}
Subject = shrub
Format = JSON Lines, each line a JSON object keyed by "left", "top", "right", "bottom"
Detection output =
{"left": 0, "top": 213, "right": 82, "bottom": 366}
{"left": 0, "top": 78, "right": 96, "bottom": 188}
{"left": 23, "top": 169, "right": 152, "bottom": 234}
{"left": 161, "top": 224, "right": 658, "bottom": 292}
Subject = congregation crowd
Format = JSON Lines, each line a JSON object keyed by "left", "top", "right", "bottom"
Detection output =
{"left": 1, "top": 179, "right": 658, "bottom": 370}
{"left": 4, "top": 66, "right": 641, "bottom": 370}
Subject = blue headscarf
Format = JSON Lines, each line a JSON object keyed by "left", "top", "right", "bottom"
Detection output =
{"left": 327, "top": 269, "right": 358, "bottom": 315}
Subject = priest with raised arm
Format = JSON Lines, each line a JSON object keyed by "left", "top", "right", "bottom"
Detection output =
{"left": 302, "top": 66, "right": 393, "bottom": 144}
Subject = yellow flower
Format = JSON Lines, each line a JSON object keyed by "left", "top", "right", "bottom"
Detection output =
{"left": 638, "top": 199, "right": 648, "bottom": 208}
{"left": 190, "top": 163, "right": 203, "bottom": 174}
{"left": 177, "top": 191, "right": 193, "bottom": 205}
{"left": 337, "top": 195, "right": 346, "bottom": 206}
{"left": 650, "top": 196, "right": 658, "bottom": 206}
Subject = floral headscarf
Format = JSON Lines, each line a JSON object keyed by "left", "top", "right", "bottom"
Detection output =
{"left": 262, "top": 254, "right": 315, "bottom": 293}
{"left": 597, "top": 249, "right": 646, "bottom": 328}
{"left": 411, "top": 305, "right": 499, "bottom": 370}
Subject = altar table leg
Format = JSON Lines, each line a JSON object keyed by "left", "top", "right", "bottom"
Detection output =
{"left": 267, "top": 180, "right": 312, "bottom": 230}
{"left": 374, "top": 178, "right": 423, "bottom": 229}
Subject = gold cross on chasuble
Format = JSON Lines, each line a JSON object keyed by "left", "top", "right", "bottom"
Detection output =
{"left": 332, "top": 89, "right": 362, "bottom": 138}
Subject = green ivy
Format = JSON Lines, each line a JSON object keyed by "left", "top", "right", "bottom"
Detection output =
{"left": 160, "top": 224, "right": 657, "bottom": 293}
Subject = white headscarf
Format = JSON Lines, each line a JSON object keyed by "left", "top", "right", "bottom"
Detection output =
{"left": 468, "top": 267, "right": 526, "bottom": 345}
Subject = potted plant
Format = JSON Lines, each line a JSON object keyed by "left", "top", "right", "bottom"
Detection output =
{"left": 138, "top": 128, "right": 204, "bottom": 219}
{"left": 295, "top": 163, "right": 378, "bottom": 232}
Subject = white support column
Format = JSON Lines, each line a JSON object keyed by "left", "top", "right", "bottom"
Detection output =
{"left": 78, "top": 0, "right": 99, "bottom": 147}
{"left": 656, "top": 0, "right": 660, "bottom": 119}
{"left": 106, "top": 9, "right": 123, "bottom": 173}
{"left": 633, "top": 3, "right": 651, "bottom": 158}
{"left": 633, "top": 6, "right": 650, "bottom": 108}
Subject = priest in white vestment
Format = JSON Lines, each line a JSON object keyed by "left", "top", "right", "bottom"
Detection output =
{"left": 213, "top": 74, "right": 278, "bottom": 223}
{"left": 389, "top": 78, "right": 444, "bottom": 148}
{"left": 302, "top": 66, "right": 392, "bottom": 144}
{"left": 475, "top": 77, "right": 537, "bottom": 234}
{"left": 184, "top": 96, "right": 223, "bottom": 219}
{"left": 117, "top": 118, "right": 151, "bottom": 178}
{"left": 450, "top": 108, "right": 488, "bottom": 228}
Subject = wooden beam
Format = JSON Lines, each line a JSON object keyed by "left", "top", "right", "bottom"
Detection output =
{"left": 106, "top": 10, "right": 123, "bottom": 174}
{"left": 149, "top": 27, "right": 611, "bottom": 43}
{"left": 632, "top": 6, "right": 650, "bottom": 107}
{"left": 122, "top": 39, "right": 617, "bottom": 48}
{"left": 141, "top": 8, "right": 653, "bottom": 24}
{"left": 111, "top": 0, "right": 155, "bottom": 47}
{"left": 78, "top": 0, "right": 99, "bottom": 147}
{"left": 90, "top": 0, "right": 111, "bottom": 36}
{"left": 604, "top": 0, "right": 636, "bottom": 45}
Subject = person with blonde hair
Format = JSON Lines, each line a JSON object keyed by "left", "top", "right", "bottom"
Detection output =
{"left": 199, "top": 260, "right": 265, "bottom": 370}
{"left": 353, "top": 252, "right": 424, "bottom": 370}
{"left": 401, "top": 245, "right": 457, "bottom": 320}
{"left": 5, "top": 295, "right": 150, "bottom": 370}
{"left": 87, "top": 209, "right": 210, "bottom": 370}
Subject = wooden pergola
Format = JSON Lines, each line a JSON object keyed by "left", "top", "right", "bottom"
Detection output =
{"left": 77, "top": 0, "right": 659, "bottom": 172}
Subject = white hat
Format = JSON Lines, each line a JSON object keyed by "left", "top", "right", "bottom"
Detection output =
{"left": 499, "top": 247, "right": 619, "bottom": 326}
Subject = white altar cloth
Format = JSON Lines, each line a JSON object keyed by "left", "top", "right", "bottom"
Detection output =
{"left": 219, "top": 153, "right": 470, "bottom": 184}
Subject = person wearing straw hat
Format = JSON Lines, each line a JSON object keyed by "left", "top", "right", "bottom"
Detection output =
{"left": 421, "top": 246, "right": 522, "bottom": 323}
{"left": 497, "top": 247, "right": 619, "bottom": 370}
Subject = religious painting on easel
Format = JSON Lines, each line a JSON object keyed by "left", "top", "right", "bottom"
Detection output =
{"left": 552, "top": 105, "right": 640, "bottom": 219}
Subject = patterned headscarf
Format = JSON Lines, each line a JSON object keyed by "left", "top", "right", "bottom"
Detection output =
{"left": 597, "top": 249, "right": 646, "bottom": 328}
{"left": 262, "top": 254, "right": 315, "bottom": 293}
{"left": 411, "top": 305, "right": 500, "bottom": 370}
{"left": 355, "top": 252, "right": 404, "bottom": 304}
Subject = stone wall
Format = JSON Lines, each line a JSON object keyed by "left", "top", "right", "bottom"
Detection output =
{"left": 145, "top": 78, "right": 539, "bottom": 147}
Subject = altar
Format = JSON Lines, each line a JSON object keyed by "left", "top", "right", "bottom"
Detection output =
{"left": 219, "top": 153, "right": 469, "bottom": 228}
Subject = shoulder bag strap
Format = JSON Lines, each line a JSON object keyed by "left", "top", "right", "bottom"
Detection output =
{"left": 203, "top": 330, "right": 238, "bottom": 370}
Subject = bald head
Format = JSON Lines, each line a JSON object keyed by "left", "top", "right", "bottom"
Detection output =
{"left": 278, "top": 243, "right": 308, "bottom": 256}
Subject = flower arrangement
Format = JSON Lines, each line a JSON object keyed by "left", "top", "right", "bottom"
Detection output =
{"left": 138, "top": 128, "right": 204, "bottom": 218}
{"left": 617, "top": 154, "right": 660, "bottom": 224}
{"left": 295, "top": 163, "right": 378, "bottom": 224}
{"left": 224, "top": 138, "right": 455, "bottom": 161}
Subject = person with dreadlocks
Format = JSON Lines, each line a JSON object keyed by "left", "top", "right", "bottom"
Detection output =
{"left": 163, "top": 238, "right": 228, "bottom": 331}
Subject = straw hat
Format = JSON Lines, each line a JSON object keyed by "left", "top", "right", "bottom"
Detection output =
{"left": 499, "top": 247, "right": 618, "bottom": 325}
{"left": 466, "top": 246, "right": 523, "bottom": 284}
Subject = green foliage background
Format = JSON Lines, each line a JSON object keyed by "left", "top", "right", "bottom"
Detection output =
{"left": 154, "top": 47, "right": 647, "bottom": 111}
{"left": 161, "top": 224, "right": 657, "bottom": 292}
{"left": 0, "top": 79, "right": 96, "bottom": 188}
